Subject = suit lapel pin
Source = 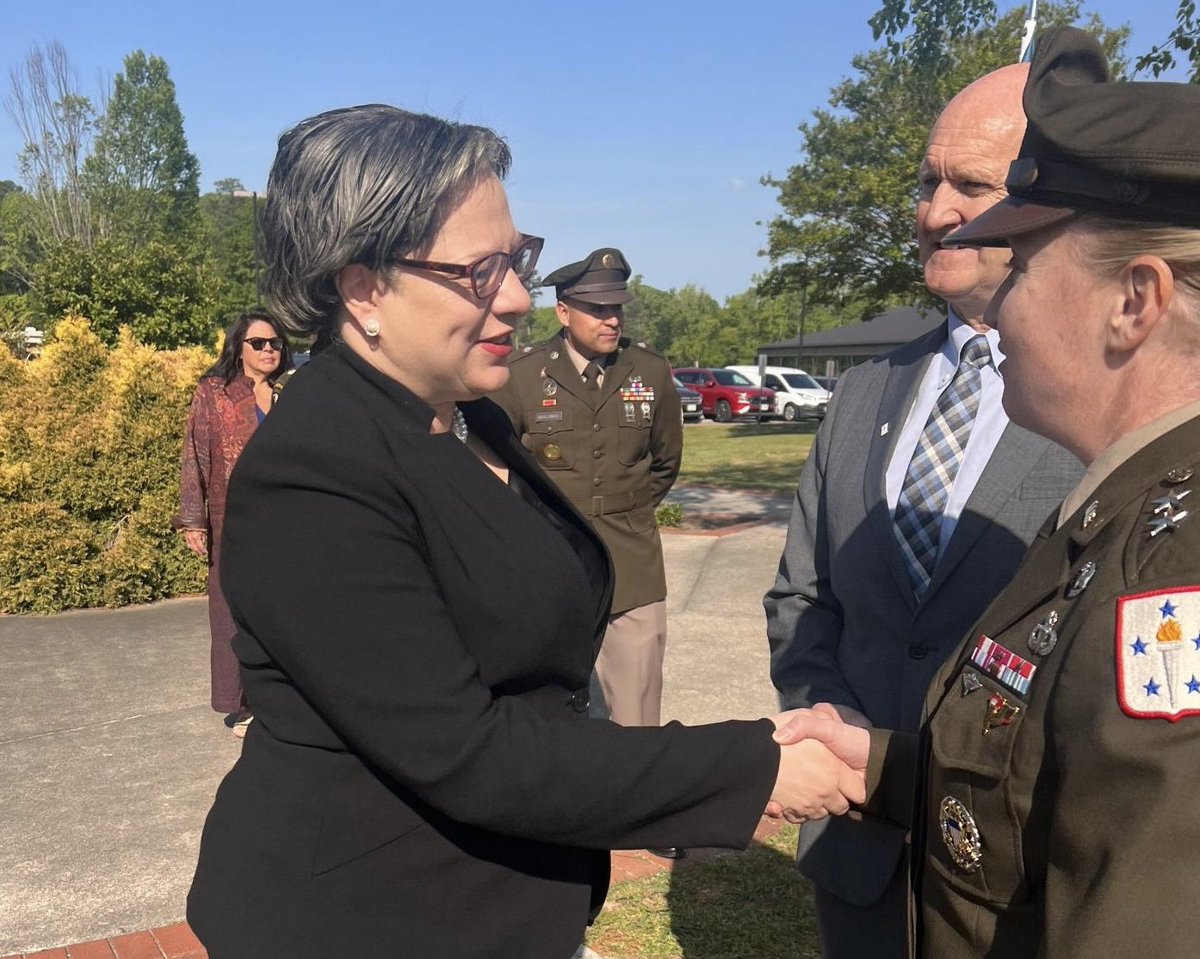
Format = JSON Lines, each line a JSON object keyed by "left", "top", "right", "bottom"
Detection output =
{"left": 880, "top": 422, "right": 889, "bottom": 437}
{"left": 1066, "top": 561, "right": 1096, "bottom": 598}
{"left": 961, "top": 670, "right": 983, "bottom": 696}
{"left": 1027, "top": 610, "right": 1059, "bottom": 656}
{"left": 983, "top": 692, "right": 1021, "bottom": 734}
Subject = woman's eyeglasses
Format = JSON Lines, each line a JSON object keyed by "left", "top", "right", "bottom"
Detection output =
{"left": 388, "top": 234, "right": 544, "bottom": 300}
{"left": 245, "top": 337, "right": 284, "bottom": 352}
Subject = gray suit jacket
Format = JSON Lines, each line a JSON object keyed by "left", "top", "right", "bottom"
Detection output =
{"left": 764, "top": 323, "right": 1083, "bottom": 906}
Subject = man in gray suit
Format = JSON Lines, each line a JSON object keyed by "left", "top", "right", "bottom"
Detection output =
{"left": 764, "top": 63, "right": 1083, "bottom": 959}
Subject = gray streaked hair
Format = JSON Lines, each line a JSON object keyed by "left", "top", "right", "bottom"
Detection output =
{"left": 260, "top": 104, "right": 512, "bottom": 337}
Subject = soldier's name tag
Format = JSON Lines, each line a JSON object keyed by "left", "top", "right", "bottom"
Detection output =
{"left": 1116, "top": 586, "right": 1200, "bottom": 722}
{"left": 970, "top": 635, "right": 1036, "bottom": 696}
{"left": 535, "top": 411, "right": 563, "bottom": 423}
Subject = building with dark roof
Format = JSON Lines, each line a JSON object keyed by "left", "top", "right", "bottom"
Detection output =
{"left": 758, "top": 306, "right": 944, "bottom": 376}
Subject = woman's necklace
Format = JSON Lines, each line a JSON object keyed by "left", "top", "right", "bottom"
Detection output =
{"left": 452, "top": 406, "right": 469, "bottom": 443}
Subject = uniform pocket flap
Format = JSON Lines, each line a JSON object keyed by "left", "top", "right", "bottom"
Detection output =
{"left": 930, "top": 669, "right": 1023, "bottom": 779}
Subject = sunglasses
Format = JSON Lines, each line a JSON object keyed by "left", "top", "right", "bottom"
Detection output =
{"left": 388, "top": 234, "right": 544, "bottom": 300}
{"left": 245, "top": 337, "right": 283, "bottom": 352}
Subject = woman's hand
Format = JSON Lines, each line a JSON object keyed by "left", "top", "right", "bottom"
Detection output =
{"left": 183, "top": 529, "right": 209, "bottom": 560}
{"left": 765, "top": 704, "right": 870, "bottom": 822}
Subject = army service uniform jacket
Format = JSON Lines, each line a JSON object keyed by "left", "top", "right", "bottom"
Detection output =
{"left": 493, "top": 334, "right": 683, "bottom": 614}
{"left": 864, "top": 411, "right": 1200, "bottom": 959}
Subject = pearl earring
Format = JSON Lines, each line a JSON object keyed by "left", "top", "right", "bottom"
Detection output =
{"left": 363, "top": 318, "right": 380, "bottom": 338}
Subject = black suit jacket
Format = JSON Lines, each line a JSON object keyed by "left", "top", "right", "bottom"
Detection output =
{"left": 187, "top": 344, "right": 778, "bottom": 959}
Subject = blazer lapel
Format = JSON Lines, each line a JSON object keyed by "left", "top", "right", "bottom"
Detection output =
{"left": 863, "top": 331, "right": 943, "bottom": 610}
{"left": 924, "top": 427, "right": 1052, "bottom": 599}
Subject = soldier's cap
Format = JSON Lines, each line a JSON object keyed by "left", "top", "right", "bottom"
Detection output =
{"left": 945, "top": 26, "right": 1200, "bottom": 248}
{"left": 542, "top": 248, "right": 633, "bottom": 305}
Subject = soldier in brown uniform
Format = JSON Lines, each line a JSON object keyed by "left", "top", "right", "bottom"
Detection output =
{"left": 493, "top": 248, "right": 683, "bottom": 739}
{"left": 774, "top": 27, "right": 1200, "bottom": 958}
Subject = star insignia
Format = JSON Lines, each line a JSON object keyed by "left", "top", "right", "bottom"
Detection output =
{"left": 1161, "top": 600, "right": 1179, "bottom": 618}
{"left": 1147, "top": 510, "right": 1190, "bottom": 537}
{"left": 1152, "top": 489, "right": 1192, "bottom": 515}
{"left": 1131, "top": 637, "right": 1148, "bottom": 656}
{"left": 1145, "top": 678, "right": 1162, "bottom": 697}
{"left": 1192, "top": 633, "right": 1200, "bottom": 650}
{"left": 1187, "top": 676, "right": 1200, "bottom": 695}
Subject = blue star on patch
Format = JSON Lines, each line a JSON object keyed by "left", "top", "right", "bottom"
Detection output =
{"left": 1131, "top": 637, "right": 1148, "bottom": 656}
{"left": 1188, "top": 676, "right": 1200, "bottom": 694}
{"left": 1145, "top": 678, "right": 1162, "bottom": 696}
{"left": 1161, "top": 600, "right": 1179, "bottom": 618}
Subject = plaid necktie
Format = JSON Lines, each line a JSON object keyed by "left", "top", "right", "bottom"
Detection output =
{"left": 893, "top": 335, "right": 992, "bottom": 596}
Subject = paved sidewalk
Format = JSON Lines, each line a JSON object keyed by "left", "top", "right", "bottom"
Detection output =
{"left": 0, "top": 486, "right": 793, "bottom": 957}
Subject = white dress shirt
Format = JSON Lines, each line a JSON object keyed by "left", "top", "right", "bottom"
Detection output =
{"left": 885, "top": 312, "right": 1010, "bottom": 561}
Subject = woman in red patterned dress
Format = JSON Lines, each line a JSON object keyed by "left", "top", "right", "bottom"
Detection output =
{"left": 174, "top": 310, "right": 292, "bottom": 736}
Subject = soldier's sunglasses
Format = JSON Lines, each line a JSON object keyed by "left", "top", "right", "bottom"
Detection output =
{"left": 245, "top": 337, "right": 283, "bottom": 352}
{"left": 388, "top": 234, "right": 544, "bottom": 300}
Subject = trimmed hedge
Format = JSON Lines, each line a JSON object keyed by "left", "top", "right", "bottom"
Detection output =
{"left": 0, "top": 318, "right": 212, "bottom": 613}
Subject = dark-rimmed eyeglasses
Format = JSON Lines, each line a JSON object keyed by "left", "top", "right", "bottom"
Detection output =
{"left": 245, "top": 337, "right": 283, "bottom": 352}
{"left": 388, "top": 234, "right": 544, "bottom": 300}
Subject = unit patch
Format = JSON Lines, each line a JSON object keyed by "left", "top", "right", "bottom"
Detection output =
{"left": 1116, "top": 587, "right": 1200, "bottom": 721}
{"left": 970, "top": 635, "right": 1036, "bottom": 696}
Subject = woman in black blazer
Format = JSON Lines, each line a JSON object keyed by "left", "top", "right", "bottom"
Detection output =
{"left": 186, "top": 104, "right": 863, "bottom": 959}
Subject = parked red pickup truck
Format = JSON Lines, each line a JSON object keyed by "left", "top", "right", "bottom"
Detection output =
{"left": 671, "top": 367, "right": 775, "bottom": 422}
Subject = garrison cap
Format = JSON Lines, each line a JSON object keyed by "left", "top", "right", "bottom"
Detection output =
{"left": 946, "top": 26, "right": 1200, "bottom": 247}
{"left": 542, "top": 248, "right": 633, "bottom": 305}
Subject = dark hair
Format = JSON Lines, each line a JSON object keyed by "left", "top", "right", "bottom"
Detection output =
{"left": 203, "top": 310, "right": 293, "bottom": 385}
{"left": 260, "top": 104, "right": 511, "bottom": 338}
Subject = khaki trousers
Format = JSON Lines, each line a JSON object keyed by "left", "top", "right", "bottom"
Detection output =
{"left": 594, "top": 600, "right": 668, "bottom": 726}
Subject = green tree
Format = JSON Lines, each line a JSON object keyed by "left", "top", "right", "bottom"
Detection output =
{"left": 760, "top": 2, "right": 1127, "bottom": 319}
{"left": 199, "top": 180, "right": 258, "bottom": 325}
{"left": 84, "top": 50, "right": 200, "bottom": 246}
{"left": 872, "top": 0, "right": 1198, "bottom": 80}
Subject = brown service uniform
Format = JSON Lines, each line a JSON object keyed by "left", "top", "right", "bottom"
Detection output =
{"left": 494, "top": 332, "right": 683, "bottom": 720}
{"left": 865, "top": 411, "right": 1200, "bottom": 958}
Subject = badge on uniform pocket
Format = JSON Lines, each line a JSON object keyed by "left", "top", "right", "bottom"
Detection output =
{"left": 1116, "top": 586, "right": 1200, "bottom": 721}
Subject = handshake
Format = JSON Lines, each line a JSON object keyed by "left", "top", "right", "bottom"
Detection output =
{"left": 765, "top": 704, "right": 872, "bottom": 823}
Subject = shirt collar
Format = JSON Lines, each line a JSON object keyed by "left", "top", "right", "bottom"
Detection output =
{"left": 945, "top": 308, "right": 1004, "bottom": 367}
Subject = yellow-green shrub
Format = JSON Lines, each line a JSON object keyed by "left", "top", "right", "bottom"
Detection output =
{"left": 0, "top": 318, "right": 210, "bottom": 613}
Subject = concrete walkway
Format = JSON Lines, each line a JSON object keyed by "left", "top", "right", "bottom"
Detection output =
{"left": 0, "top": 485, "right": 794, "bottom": 956}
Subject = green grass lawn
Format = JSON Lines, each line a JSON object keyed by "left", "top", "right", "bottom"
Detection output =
{"left": 586, "top": 824, "right": 821, "bottom": 959}
{"left": 677, "top": 422, "right": 817, "bottom": 492}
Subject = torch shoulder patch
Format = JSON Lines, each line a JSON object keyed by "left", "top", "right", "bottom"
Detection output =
{"left": 1116, "top": 586, "right": 1200, "bottom": 721}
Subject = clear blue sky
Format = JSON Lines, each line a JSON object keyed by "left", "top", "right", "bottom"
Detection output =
{"left": 0, "top": 0, "right": 1177, "bottom": 302}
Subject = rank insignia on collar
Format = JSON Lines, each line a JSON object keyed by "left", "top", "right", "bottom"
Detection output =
{"left": 939, "top": 796, "right": 982, "bottom": 872}
{"left": 1082, "top": 500, "right": 1100, "bottom": 528}
{"left": 971, "top": 635, "right": 1036, "bottom": 696}
{"left": 1152, "top": 489, "right": 1192, "bottom": 514}
{"left": 1147, "top": 508, "right": 1190, "bottom": 538}
{"left": 1116, "top": 587, "right": 1200, "bottom": 721}
{"left": 1066, "top": 561, "right": 1096, "bottom": 599}
{"left": 983, "top": 692, "right": 1020, "bottom": 734}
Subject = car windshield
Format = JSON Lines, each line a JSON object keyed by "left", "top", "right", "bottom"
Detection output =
{"left": 672, "top": 376, "right": 688, "bottom": 389}
{"left": 782, "top": 372, "right": 821, "bottom": 390}
{"left": 712, "top": 370, "right": 753, "bottom": 386}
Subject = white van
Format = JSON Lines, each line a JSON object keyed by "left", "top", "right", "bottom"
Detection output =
{"left": 724, "top": 366, "right": 831, "bottom": 421}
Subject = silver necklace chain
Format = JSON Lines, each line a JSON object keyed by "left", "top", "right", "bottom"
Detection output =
{"left": 452, "top": 406, "right": 469, "bottom": 443}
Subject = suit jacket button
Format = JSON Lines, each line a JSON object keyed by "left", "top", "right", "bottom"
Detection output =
{"left": 569, "top": 689, "right": 590, "bottom": 712}
{"left": 908, "top": 643, "right": 929, "bottom": 660}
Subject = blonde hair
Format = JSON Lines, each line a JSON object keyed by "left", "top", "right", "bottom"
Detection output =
{"left": 1073, "top": 215, "right": 1200, "bottom": 349}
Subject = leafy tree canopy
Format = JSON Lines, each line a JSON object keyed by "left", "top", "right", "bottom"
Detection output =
{"left": 759, "top": 2, "right": 1128, "bottom": 320}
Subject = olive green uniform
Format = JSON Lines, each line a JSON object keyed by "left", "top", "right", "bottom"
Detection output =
{"left": 494, "top": 332, "right": 682, "bottom": 726}
{"left": 494, "top": 333, "right": 682, "bottom": 615}
{"left": 866, "top": 410, "right": 1200, "bottom": 958}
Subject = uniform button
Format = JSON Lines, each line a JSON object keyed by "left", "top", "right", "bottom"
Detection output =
{"left": 569, "top": 689, "right": 590, "bottom": 713}
{"left": 593, "top": 450, "right": 602, "bottom": 459}
{"left": 908, "top": 643, "right": 929, "bottom": 660}
{"left": 593, "top": 477, "right": 601, "bottom": 486}
{"left": 593, "top": 423, "right": 601, "bottom": 432}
